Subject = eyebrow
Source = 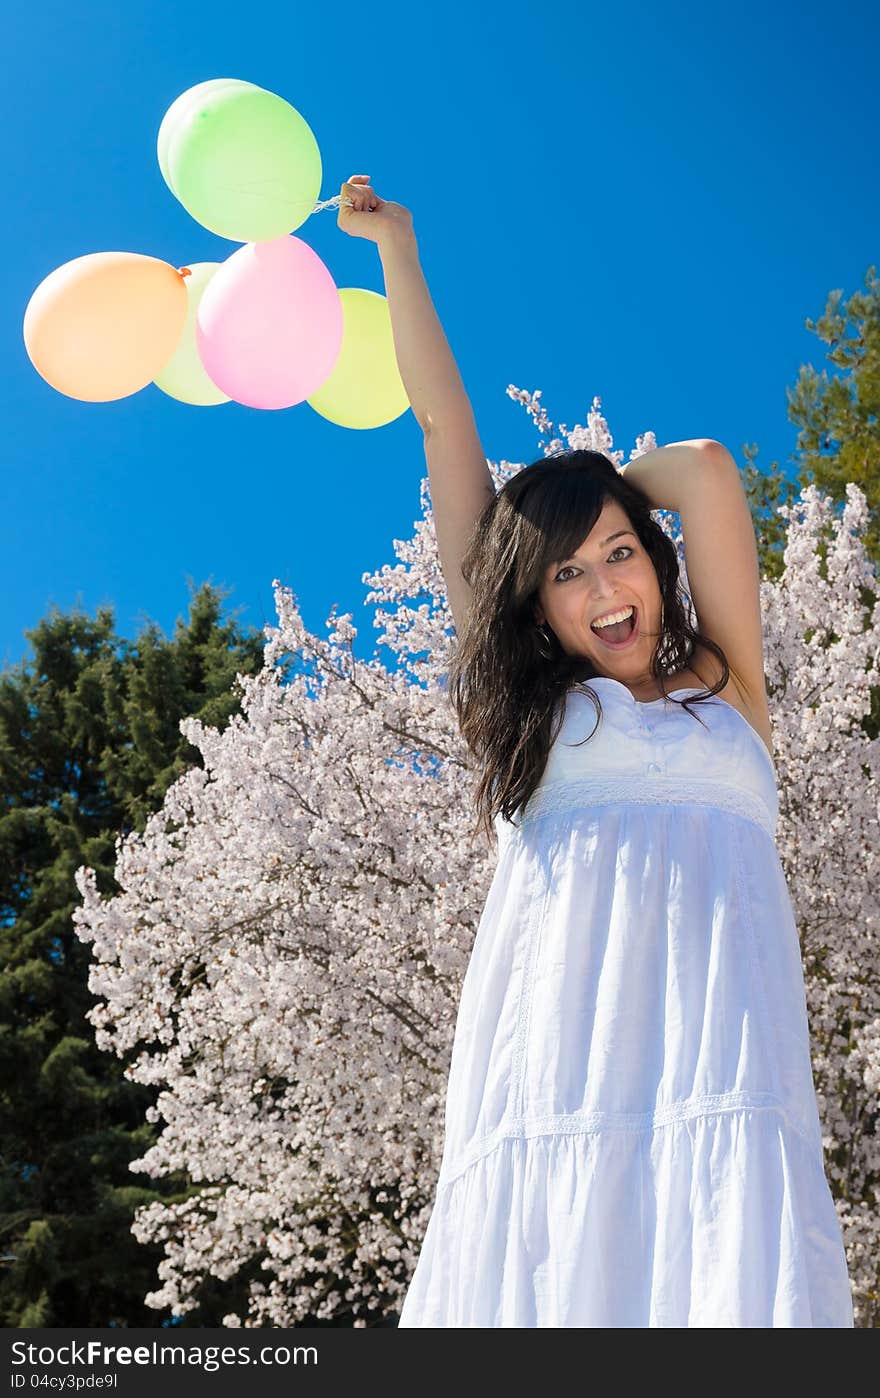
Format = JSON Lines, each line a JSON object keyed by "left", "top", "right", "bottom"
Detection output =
{"left": 556, "top": 529, "right": 636, "bottom": 565}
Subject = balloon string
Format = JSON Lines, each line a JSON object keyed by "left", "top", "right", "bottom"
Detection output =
{"left": 175, "top": 197, "right": 359, "bottom": 275}
{"left": 312, "top": 194, "right": 357, "bottom": 212}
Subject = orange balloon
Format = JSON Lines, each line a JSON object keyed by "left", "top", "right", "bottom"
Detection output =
{"left": 23, "top": 252, "right": 190, "bottom": 402}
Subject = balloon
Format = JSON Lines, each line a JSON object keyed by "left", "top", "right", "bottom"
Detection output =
{"left": 152, "top": 263, "right": 230, "bottom": 406}
{"left": 195, "top": 236, "right": 343, "bottom": 411}
{"left": 157, "top": 79, "right": 248, "bottom": 190}
{"left": 23, "top": 252, "right": 189, "bottom": 403}
{"left": 307, "top": 288, "right": 411, "bottom": 429}
{"left": 157, "top": 79, "right": 322, "bottom": 242}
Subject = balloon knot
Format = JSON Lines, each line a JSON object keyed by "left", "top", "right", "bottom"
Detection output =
{"left": 178, "top": 266, "right": 192, "bottom": 278}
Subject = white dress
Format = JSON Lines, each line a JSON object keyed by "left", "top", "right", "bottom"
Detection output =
{"left": 398, "top": 677, "right": 854, "bottom": 1327}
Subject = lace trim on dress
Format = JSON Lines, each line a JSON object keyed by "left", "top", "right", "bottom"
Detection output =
{"left": 504, "top": 774, "right": 777, "bottom": 841}
{"left": 436, "top": 1089, "right": 814, "bottom": 1189}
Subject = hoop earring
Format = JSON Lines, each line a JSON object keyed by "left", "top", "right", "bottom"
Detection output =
{"left": 658, "top": 599, "right": 674, "bottom": 668}
{"left": 535, "top": 623, "right": 554, "bottom": 659}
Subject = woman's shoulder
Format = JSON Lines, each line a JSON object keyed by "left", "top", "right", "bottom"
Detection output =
{"left": 685, "top": 645, "right": 774, "bottom": 760}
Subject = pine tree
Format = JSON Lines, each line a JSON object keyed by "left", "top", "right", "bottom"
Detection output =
{"left": 740, "top": 263, "right": 879, "bottom": 743}
{"left": 741, "top": 263, "right": 880, "bottom": 583}
{"left": 0, "top": 583, "right": 266, "bottom": 1326}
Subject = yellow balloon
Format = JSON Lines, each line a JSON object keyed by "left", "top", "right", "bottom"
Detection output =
{"left": 306, "top": 288, "right": 411, "bottom": 429}
{"left": 152, "top": 262, "right": 230, "bottom": 406}
{"left": 23, "top": 252, "right": 189, "bottom": 403}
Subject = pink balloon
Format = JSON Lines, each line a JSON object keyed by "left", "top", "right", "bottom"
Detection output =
{"left": 195, "top": 236, "right": 344, "bottom": 410}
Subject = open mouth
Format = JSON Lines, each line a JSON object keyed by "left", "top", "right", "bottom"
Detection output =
{"left": 590, "top": 605, "right": 639, "bottom": 649}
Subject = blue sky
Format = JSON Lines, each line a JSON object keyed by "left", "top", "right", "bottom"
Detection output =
{"left": 2, "top": 0, "right": 876, "bottom": 674}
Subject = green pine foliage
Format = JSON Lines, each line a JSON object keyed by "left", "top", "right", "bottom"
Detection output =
{"left": 741, "top": 264, "right": 879, "bottom": 745}
{"left": 0, "top": 582, "right": 265, "bottom": 1327}
{"left": 742, "top": 263, "right": 880, "bottom": 580}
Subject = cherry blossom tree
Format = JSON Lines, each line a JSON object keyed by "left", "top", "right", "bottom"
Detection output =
{"left": 73, "top": 393, "right": 880, "bottom": 1327}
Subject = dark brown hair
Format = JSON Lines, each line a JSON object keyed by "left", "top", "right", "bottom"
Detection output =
{"left": 447, "top": 449, "right": 731, "bottom": 845}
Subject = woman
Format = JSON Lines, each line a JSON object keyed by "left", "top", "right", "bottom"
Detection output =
{"left": 338, "top": 178, "right": 854, "bottom": 1327}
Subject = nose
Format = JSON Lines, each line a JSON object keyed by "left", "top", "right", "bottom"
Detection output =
{"left": 589, "top": 570, "right": 620, "bottom": 602}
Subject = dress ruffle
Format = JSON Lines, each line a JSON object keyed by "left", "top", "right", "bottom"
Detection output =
{"left": 399, "top": 1106, "right": 853, "bottom": 1327}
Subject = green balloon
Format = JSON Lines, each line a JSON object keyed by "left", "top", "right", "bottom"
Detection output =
{"left": 157, "top": 79, "right": 322, "bottom": 242}
{"left": 307, "top": 288, "right": 412, "bottom": 430}
{"left": 152, "top": 263, "right": 230, "bottom": 407}
{"left": 157, "top": 79, "right": 248, "bottom": 194}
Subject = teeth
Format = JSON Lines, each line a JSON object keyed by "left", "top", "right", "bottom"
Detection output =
{"left": 592, "top": 605, "right": 634, "bottom": 630}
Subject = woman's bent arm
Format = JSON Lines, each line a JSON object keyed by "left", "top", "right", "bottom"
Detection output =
{"left": 620, "top": 439, "right": 721, "bottom": 513}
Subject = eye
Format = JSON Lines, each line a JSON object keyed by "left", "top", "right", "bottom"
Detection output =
{"left": 554, "top": 546, "right": 633, "bottom": 583}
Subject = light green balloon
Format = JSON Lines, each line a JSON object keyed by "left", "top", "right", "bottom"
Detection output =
{"left": 157, "top": 79, "right": 249, "bottom": 194}
{"left": 307, "top": 288, "right": 412, "bottom": 430}
{"left": 152, "top": 263, "right": 230, "bottom": 407}
{"left": 157, "top": 79, "right": 322, "bottom": 242}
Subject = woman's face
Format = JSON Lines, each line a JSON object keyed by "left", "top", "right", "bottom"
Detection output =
{"left": 533, "top": 498, "right": 662, "bottom": 683}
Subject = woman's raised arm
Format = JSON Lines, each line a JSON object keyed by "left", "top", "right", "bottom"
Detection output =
{"left": 339, "top": 176, "right": 495, "bottom": 633}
